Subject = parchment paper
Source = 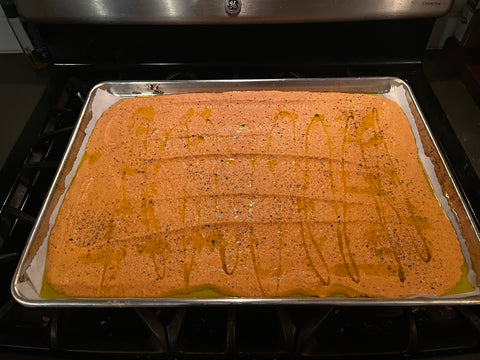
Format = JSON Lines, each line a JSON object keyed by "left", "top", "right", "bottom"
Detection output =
{"left": 383, "top": 84, "right": 479, "bottom": 298}
{"left": 17, "top": 89, "right": 121, "bottom": 300}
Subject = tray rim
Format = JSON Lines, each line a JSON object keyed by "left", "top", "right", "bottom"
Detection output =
{"left": 11, "top": 76, "right": 480, "bottom": 307}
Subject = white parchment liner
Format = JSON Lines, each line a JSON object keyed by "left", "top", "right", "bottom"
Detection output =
{"left": 16, "top": 84, "right": 480, "bottom": 300}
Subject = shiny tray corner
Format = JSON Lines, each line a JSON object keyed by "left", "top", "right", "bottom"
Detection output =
{"left": 11, "top": 77, "right": 480, "bottom": 307}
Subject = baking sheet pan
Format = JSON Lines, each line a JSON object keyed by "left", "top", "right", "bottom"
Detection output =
{"left": 11, "top": 77, "right": 480, "bottom": 306}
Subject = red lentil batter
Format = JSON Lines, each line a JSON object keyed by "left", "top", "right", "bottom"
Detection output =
{"left": 45, "top": 91, "right": 465, "bottom": 298}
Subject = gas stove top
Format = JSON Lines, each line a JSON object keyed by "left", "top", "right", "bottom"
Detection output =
{"left": 0, "top": 63, "right": 479, "bottom": 358}
{"left": 2, "top": 0, "right": 480, "bottom": 357}
{"left": 1, "top": 303, "right": 480, "bottom": 358}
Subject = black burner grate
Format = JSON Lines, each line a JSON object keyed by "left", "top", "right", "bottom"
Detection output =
{"left": 0, "top": 83, "right": 82, "bottom": 262}
{"left": 1, "top": 303, "right": 480, "bottom": 358}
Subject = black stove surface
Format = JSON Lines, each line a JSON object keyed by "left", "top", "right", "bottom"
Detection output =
{"left": 0, "top": 61, "right": 480, "bottom": 359}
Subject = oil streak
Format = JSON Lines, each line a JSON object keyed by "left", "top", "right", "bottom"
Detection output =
{"left": 91, "top": 104, "right": 433, "bottom": 293}
{"left": 369, "top": 108, "right": 432, "bottom": 262}
{"left": 352, "top": 108, "right": 431, "bottom": 281}
{"left": 316, "top": 113, "right": 360, "bottom": 283}
{"left": 248, "top": 229, "right": 266, "bottom": 295}
{"left": 300, "top": 113, "right": 331, "bottom": 285}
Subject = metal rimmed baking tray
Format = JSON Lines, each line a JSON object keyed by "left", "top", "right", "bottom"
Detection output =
{"left": 11, "top": 77, "right": 480, "bottom": 306}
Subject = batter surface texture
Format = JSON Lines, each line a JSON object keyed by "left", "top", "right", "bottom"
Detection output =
{"left": 45, "top": 91, "right": 465, "bottom": 298}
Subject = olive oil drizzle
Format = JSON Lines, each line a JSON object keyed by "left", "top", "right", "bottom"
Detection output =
{"left": 217, "top": 230, "right": 240, "bottom": 276}
{"left": 275, "top": 226, "right": 284, "bottom": 295}
{"left": 263, "top": 111, "right": 288, "bottom": 290}
{"left": 297, "top": 200, "right": 330, "bottom": 286}
{"left": 142, "top": 152, "right": 371, "bottom": 165}
{"left": 138, "top": 239, "right": 167, "bottom": 279}
{"left": 303, "top": 114, "right": 324, "bottom": 190}
{"left": 368, "top": 108, "right": 432, "bottom": 262}
{"left": 181, "top": 228, "right": 242, "bottom": 283}
{"left": 113, "top": 191, "right": 377, "bottom": 205}
{"left": 302, "top": 113, "right": 331, "bottom": 285}
{"left": 315, "top": 113, "right": 360, "bottom": 283}
{"left": 350, "top": 109, "right": 407, "bottom": 281}
{"left": 65, "top": 100, "right": 450, "bottom": 297}
{"left": 171, "top": 108, "right": 243, "bottom": 284}
{"left": 351, "top": 108, "right": 431, "bottom": 281}
{"left": 274, "top": 110, "right": 298, "bottom": 144}
{"left": 368, "top": 107, "right": 432, "bottom": 266}
{"left": 90, "top": 220, "right": 381, "bottom": 246}
{"left": 248, "top": 229, "right": 266, "bottom": 295}
{"left": 363, "top": 172, "right": 407, "bottom": 281}
{"left": 183, "top": 234, "right": 198, "bottom": 284}
{"left": 339, "top": 113, "right": 362, "bottom": 283}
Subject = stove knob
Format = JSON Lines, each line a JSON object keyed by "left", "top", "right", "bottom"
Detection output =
{"left": 225, "top": 0, "right": 241, "bottom": 16}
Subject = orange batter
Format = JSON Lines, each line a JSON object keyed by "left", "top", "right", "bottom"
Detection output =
{"left": 45, "top": 91, "right": 465, "bottom": 298}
